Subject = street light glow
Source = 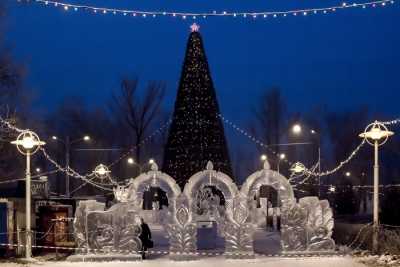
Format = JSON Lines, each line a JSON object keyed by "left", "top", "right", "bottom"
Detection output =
{"left": 35, "top": 168, "right": 41, "bottom": 173}
{"left": 127, "top": 157, "right": 135, "bottom": 164}
{"left": 279, "top": 153, "right": 286, "bottom": 160}
{"left": 11, "top": 131, "right": 46, "bottom": 152}
{"left": 83, "top": 135, "right": 91, "bottom": 141}
{"left": 94, "top": 164, "right": 110, "bottom": 177}
{"left": 290, "top": 162, "right": 306, "bottom": 174}
{"left": 345, "top": 171, "right": 351, "bottom": 177}
{"left": 359, "top": 123, "right": 394, "bottom": 141}
{"left": 260, "top": 154, "right": 267, "bottom": 161}
{"left": 149, "top": 158, "right": 155, "bottom": 164}
{"left": 51, "top": 135, "right": 58, "bottom": 140}
{"left": 292, "top": 124, "right": 302, "bottom": 134}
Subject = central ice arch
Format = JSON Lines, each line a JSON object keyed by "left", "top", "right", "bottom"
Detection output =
{"left": 171, "top": 161, "right": 255, "bottom": 259}
{"left": 183, "top": 161, "right": 239, "bottom": 221}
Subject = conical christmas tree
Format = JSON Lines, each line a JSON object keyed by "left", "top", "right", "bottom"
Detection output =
{"left": 162, "top": 24, "right": 233, "bottom": 189}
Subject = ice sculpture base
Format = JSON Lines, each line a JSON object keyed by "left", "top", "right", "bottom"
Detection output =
{"left": 67, "top": 253, "right": 142, "bottom": 262}
{"left": 224, "top": 252, "right": 255, "bottom": 259}
{"left": 281, "top": 250, "right": 338, "bottom": 256}
{"left": 169, "top": 254, "right": 199, "bottom": 261}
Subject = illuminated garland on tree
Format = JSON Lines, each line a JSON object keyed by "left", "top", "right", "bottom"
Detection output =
{"left": 16, "top": 0, "right": 396, "bottom": 21}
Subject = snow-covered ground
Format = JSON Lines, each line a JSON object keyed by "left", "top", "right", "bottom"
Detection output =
{"left": 0, "top": 256, "right": 368, "bottom": 267}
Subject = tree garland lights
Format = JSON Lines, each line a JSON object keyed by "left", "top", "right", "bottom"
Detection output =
{"left": 16, "top": 0, "right": 396, "bottom": 21}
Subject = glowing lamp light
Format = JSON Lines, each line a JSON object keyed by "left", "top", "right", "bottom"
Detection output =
{"left": 36, "top": 168, "right": 41, "bottom": 173}
{"left": 127, "top": 157, "right": 135, "bottom": 164}
{"left": 359, "top": 123, "right": 394, "bottom": 141}
{"left": 83, "top": 135, "right": 91, "bottom": 141}
{"left": 292, "top": 124, "right": 302, "bottom": 134}
{"left": 11, "top": 131, "right": 46, "bottom": 154}
{"left": 279, "top": 153, "right": 286, "bottom": 160}
{"left": 345, "top": 171, "right": 351, "bottom": 177}
{"left": 149, "top": 158, "right": 155, "bottom": 164}
{"left": 290, "top": 162, "right": 306, "bottom": 174}
{"left": 260, "top": 154, "right": 267, "bottom": 161}
{"left": 94, "top": 164, "right": 110, "bottom": 179}
{"left": 329, "top": 185, "right": 336, "bottom": 193}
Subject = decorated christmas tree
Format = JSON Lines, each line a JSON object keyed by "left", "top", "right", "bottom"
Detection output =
{"left": 162, "top": 24, "right": 233, "bottom": 189}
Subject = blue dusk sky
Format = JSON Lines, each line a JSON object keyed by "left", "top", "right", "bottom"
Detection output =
{"left": 4, "top": 0, "right": 400, "bottom": 121}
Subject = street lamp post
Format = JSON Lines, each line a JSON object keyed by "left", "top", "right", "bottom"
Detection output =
{"left": 292, "top": 124, "right": 322, "bottom": 197}
{"left": 51, "top": 135, "right": 90, "bottom": 197}
{"left": 127, "top": 157, "right": 155, "bottom": 175}
{"left": 11, "top": 130, "right": 46, "bottom": 260}
{"left": 359, "top": 121, "right": 394, "bottom": 253}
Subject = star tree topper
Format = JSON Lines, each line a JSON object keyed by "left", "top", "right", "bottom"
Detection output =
{"left": 190, "top": 23, "right": 200, "bottom": 32}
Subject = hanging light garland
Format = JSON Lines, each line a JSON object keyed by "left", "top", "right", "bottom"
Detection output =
{"left": 16, "top": 0, "right": 396, "bottom": 21}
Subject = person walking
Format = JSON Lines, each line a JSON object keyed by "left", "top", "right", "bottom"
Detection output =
{"left": 139, "top": 217, "right": 153, "bottom": 259}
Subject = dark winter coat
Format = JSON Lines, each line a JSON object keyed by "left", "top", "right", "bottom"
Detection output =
{"left": 139, "top": 222, "right": 152, "bottom": 248}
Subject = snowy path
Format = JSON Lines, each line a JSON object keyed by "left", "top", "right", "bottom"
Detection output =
{"left": 1, "top": 256, "right": 367, "bottom": 267}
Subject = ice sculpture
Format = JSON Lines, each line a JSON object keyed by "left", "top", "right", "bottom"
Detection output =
{"left": 85, "top": 202, "right": 142, "bottom": 253}
{"left": 242, "top": 160, "right": 335, "bottom": 253}
{"left": 71, "top": 159, "right": 336, "bottom": 261}
{"left": 281, "top": 197, "right": 335, "bottom": 252}
{"left": 73, "top": 200, "right": 105, "bottom": 251}
{"left": 71, "top": 200, "right": 142, "bottom": 261}
{"left": 219, "top": 196, "right": 255, "bottom": 258}
{"left": 300, "top": 197, "right": 335, "bottom": 251}
{"left": 165, "top": 195, "right": 197, "bottom": 260}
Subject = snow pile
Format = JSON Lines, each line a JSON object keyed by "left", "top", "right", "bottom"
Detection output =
{"left": 358, "top": 255, "right": 400, "bottom": 266}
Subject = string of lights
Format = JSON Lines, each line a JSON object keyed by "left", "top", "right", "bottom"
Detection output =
{"left": 40, "top": 148, "right": 114, "bottom": 191}
{"left": 0, "top": 114, "right": 398, "bottom": 190}
{"left": 290, "top": 162, "right": 319, "bottom": 185}
{"left": 0, "top": 114, "right": 170, "bottom": 191}
{"left": 381, "top": 118, "right": 400, "bottom": 125}
{"left": 107, "top": 118, "right": 172, "bottom": 168}
{"left": 17, "top": 0, "right": 396, "bottom": 21}
{"left": 0, "top": 115, "right": 24, "bottom": 133}
{"left": 304, "top": 139, "right": 366, "bottom": 177}
{"left": 218, "top": 114, "right": 366, "bottom": 177}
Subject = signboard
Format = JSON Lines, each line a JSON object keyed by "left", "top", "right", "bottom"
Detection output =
{"left": 31, "top": 177, "right": 49, "bottom": 199}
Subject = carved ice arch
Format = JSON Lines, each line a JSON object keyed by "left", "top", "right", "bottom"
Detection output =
{"left": 183, "top": 161, "right": 239, "bottom": 221}
{"left": 127, "top": 163, "right": 182, "bottom": 206}
{"left": 240, "top": 160, "right": 295, "bottom": 204}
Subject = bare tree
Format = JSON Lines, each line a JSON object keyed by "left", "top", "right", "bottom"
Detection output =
{"left": 253, "top": 87, "right": 286, "bottom": 150}
{"left": 248, "top": 87, "right": 286, "bottom": 178}
{"left": 0, "top": 4, "right": 29, "bottom": 182}
{"left": 111, "top": 77, "right": 166, "bottom": 165}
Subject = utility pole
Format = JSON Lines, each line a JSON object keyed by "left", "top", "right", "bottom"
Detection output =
{"left": 65, "top": 136, "right": 70, "bottom": 198}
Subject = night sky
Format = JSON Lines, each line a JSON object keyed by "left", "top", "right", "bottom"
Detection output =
{"left": 5, "top": 0, "right": 400, "bottom": 121}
